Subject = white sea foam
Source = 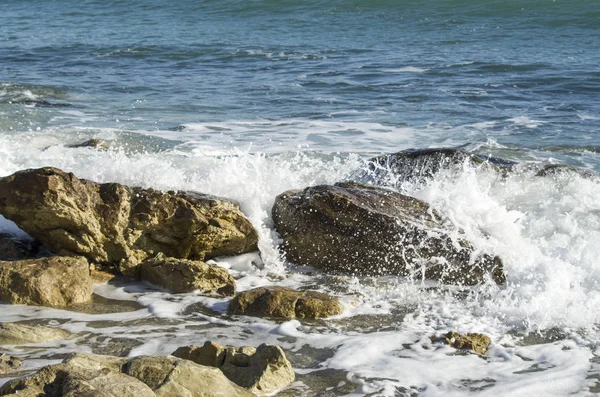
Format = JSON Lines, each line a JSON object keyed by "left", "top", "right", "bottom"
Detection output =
{"left": 1, "top": 129, "right": 600, "bottom": 395}
{"left": 382, "top": 67, "right": 427, "bottom": 73}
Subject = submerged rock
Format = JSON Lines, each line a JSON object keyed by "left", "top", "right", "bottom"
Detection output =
{"left": 228, "top": 286, "right": 343, "bottom": 319}
{"left": 442, "top": 331, "right": 491, "bottom": 355}
{"left": 0, "top": 256, "right": 92, "bottom": 307}
{"left": 351, "top": 148, "right": 514, "bottom": 186}
{"left": 0, "top": 354, "right": 22, "bottom": 374}
{"left": 66, "top": 138, "right": 111, "bottom": 150}
{"left": 0, "top": 352, "right": 253, "bottom": 397}
{"left": 0, "top": 167, "right": 258, "bottom": 275}
{"left": 272, "top": 181, "right": 504, "bottom": 285}
{"left": 139, "top": 254, "right": 235, "bottom": 296}
{"left": 173, "top": 341, "right": 295, "bottom": 396}
{"left": 0, "top": 323, "right": 71, "bottom": 345}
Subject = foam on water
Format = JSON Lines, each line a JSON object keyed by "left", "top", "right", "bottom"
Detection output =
{"left": 2, "top": 130, "right": 600, "bottom": 395}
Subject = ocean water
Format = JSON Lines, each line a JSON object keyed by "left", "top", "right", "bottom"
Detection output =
{"left": 1, "top": 0, "right": 600, "bottom": 395}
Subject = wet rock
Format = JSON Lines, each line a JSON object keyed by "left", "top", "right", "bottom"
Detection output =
{"left": 442, "top": 331, "right": 491, "bottom": 355}
{"left": 173, "top": 341, "right": 295, "bottom": 395}
{"left": 0, "top": 233, "right": 44, "bottom": 261}
{"left": 272, "top": 181, "right": 505, "bottom": 285}
{"left": 125, "top": 355, "right": 253, "bottom": 397}
{"left": 351, "top": 148, "right": 514, "bottom": 186}
{"left": 534, "top": 163, "right": 597, "bottom": 179}
{"left": 139, "top": 253, "right": 235, "bottom": 296}
{"left": 0, "top": 167, "right": 258, "bottom": 276}
{"left": 0, "top": 323, "right": 71, "bottom": 345}
{"left": 66, "top": 138, "right": 110, "bottom": 150}
{"left": 0, "top": 354, "right": 22, "bottom": 374}
{"left": 228, "top": 286, "right": 343, "bottom": 319}
{"left": 0, "top": 353, "right": 253, "bottom": 397}
{"left": 0, "top": 256, "right": 92, "bottom": 307}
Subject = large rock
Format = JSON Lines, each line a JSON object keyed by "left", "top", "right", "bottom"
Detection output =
{"left": 0, "top": 256, "right": 92, "bottom": 307}
{"left": 0, "top": 167, "right": 258, "bottom": 275}
{"left": 173, "top": 341, "right": 295, "bottom": 395}
{"left": 228, "top": 286, "right": 343, "bottom": 319}
{"left": 125, "top": 356, "right": 253, "bottom": 397}
{"left": 0, "top": 353, "right": 253, "bottom": 397}
{"left": 0, "top": 323, "right": 71, "bottom": 345}
{"left": 139, "top": 254, "right": 235, "bottom": 296}
{"left": 351, "top": 148, "right": 514, "bottom": 186}
{"left": 272, "top": 181, "right": 505, "bottom": 285}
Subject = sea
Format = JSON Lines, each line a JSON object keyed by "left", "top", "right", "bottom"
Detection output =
{"left": 1, "top": 0, "right": 600, "bottom": 395}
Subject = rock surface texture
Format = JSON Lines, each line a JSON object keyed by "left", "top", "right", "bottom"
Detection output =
{"left": 173, "top": 341, "right": 295, "bottom": 395}
{"left": 0, "top": 256, "right": 92, "bottom": 307}
{"left": 0, "top": 167, "right": 258, "bottom": 275}
{"left": 228, "top": 286, "right": 344, "bottom": 319}
{"left": 139, "top": 254, "right": 235, "bottom": 296}
{"left": 443, "top": 331, "right": 492, "bottom": 355}
{"left": 0, "top": 323, "right": 71, "bottom": 345}
{"left": 273, "top": 181, "right": 505, "bottom": 285}
{"left": 0, "top": 352, "right": 253, "bottom": 397}
{"left": 0, "top": 354, "right": 22, "bottom": 375}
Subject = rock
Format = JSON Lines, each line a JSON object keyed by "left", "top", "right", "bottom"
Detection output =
{"left": 1, "top": 353, "right": 254, "bottom": 397}
{"left": 0, "top": 256, "right": 92, "bottom": 307}
{"left": 351, "top": 148, "right": 514, "bottom": 186}
{"left": 534, "top": 163, "right": 597, "bottom": 179}
{"left": 0, "top": 353, "right": 22, "bottom": 374}
{"left": 0, "top": 233, "right": 45, "bottom": 261}
{"left": 173, "top": 341, "right": 295, "bottom": 395}
{"left": 66, "top": 138, "right": 110, "bottom": 150}
{"left": 228, "top": 286, "right": 343, "bottom": 319}
{"left": 442, "top": 331, "right": 491, "bottom": 355}
{"left": 0, "top": 167, "right": 258, "bottom": 276}
{"left": 0, "top": 323, "right": 71, "bottom": 345}
{"left": 139, "top": 254, "right": 235, "bottom": 296}
{"left": 125, "top": 355, "right": 253, "bottom": 397}
{"left": 272, "top": 181, "right": 505, "bottom": 285}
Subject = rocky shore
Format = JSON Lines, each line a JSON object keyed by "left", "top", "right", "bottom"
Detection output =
{"left": 0, "top": 152, "right": 509, "bottom": 395}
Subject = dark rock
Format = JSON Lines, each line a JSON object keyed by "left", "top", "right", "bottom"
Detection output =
{"left": 0, "top": 233, "right": 45, "bottom": 260}
{"left": 272, "top": 181, "right": 505, "bottom": 285}
{"left": 351, "top": 148, "right": 514, "bottom": 187}
{"left": 228, "top": 286, "right": 343, "bottom": 319}
{"left": 0, "top": 167, "right": 258, "bottom": 276}
{"left": 0, "top": 256, "right": 92, "bottom": 307}
{"left": 66, "top": 139, "right": 110, "bottom": 150}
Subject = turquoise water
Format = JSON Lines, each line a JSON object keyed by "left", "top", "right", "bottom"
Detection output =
{"left": 2, "top": 1, "right": 600, "bottom": 396}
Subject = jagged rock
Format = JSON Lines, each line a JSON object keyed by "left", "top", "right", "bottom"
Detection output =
{"left": 272, "top": 181, "right": 505, "bottom": 285}
{"left": 0, "top": 167, "right": 258, "bottom": 276}
{"left": 0, "top": 323, "right": 71, "bottom": 345}
{"left": 0, "top": 233, "right": 44, "bottom": 260}
{"left": 173, "top": 341, "right": 295, "bottom": 395}
{"left": 0, "top": 354, "right": 22, "bottom": 374}
{"left": 139, "top": 254, "right": 235, "bottom": 296}
{"left": 442, "top": 331, "right": 491, "bottom": 355}
{"left": 0, "top": 353, "right": 253, "bottom": 397}
{"left": 0, "top": 256, "right": 92, "bottom": 307}
{"left": 125, "top": 355, "right": 253, "bottom": 397}
{"left": 351, "top": 148, "right": 514, "bottom": 186}
{"left": 228, "top": 286, "right": 343, "bottom": 319}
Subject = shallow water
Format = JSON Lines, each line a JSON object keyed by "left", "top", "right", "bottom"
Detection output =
{"left": 2, "top": 0, "right": 600, "bottom": 395}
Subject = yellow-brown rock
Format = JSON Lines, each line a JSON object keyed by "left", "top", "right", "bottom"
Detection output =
{"left": 444, "top": 331, "right": 491, "bottom": 355}
{"left": 228, "top": 286, "right": 343, "bottom": 319}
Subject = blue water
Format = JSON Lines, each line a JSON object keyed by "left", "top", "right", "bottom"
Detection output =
{"left": 2, "top": 0, "right": 599, "bottom": 154}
